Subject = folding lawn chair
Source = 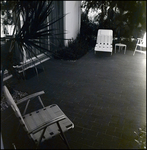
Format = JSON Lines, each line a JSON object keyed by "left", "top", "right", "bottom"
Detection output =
{"left": 133, "top": 32, "right": 146, "bottom": 55}
{"left": 94, "top": 29, "right": 113, "bottom": 55}
{"left": 3, "top": 85, "right": 74, "bottom": 149}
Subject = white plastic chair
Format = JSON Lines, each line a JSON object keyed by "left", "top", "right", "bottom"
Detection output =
{"left": 94, "top": 29, "right": 113, "bottom": 55}
{"left": 3, "top": 86, "right": 74, "bottom": 149}
{"left": 133, "top": 32, "right": 146, "bottom": 55}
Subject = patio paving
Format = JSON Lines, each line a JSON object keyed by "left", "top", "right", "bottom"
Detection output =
{"left": 1, "top": 49, "right": 146, "bottom": 149}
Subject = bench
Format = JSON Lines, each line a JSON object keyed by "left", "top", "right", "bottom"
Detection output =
{"left": 13, "top": 53, "right": 50, "bottom": 77}
{"left": 1, "top": 53, "right": 50, "bottom": 81}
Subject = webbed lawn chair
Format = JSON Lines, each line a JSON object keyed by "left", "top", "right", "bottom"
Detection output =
{"left": 94, "top": 29, "right": 113, "bottom": 55}
{"left": 3, "top": 86, "right": 74, "bottom": 149}
{"left": 133, "top": 32, "right": 146, "bottom": 55}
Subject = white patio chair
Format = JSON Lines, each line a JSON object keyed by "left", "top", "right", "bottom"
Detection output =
{"left": 133, "top": 32, "right": 146, "bottom": 55}
{"left": 94, "top": 29, "right": 113, "bottom": 55}
{"left": 3, "top": 85, "right": 74, "bottom": 149}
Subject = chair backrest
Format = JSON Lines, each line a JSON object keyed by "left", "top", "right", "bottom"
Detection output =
{"left": 96, "top": 29, "right": 113, "bottom": 45}
{"left": 137, "top": 32, "right": 146, "bottom": 47}
{"left": 3, "top": 86, "right": 29, "bottom": 131}
{"left": 143, "top": 32, "right": 146, "bottom": 47}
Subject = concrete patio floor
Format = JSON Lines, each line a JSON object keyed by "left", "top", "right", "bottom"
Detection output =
{"left": 1, "top": 49, "right": 146, "bottom": 149}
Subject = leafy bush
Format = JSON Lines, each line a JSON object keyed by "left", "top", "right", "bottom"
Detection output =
{"left": 53, "top": 34, "right": 90, "bottom": 60}
{"left": 80, "top": 12, "right": 98, "bottom": 47}
{"left": 134, "top": 126, "right": 146, "bottom": 149}
{"left": 53, "top": 12, "right": 99, "bottom": 60}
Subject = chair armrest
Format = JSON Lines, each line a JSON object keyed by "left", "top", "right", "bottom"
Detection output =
{"left": 16, "top": 91, "right": 45, "bottom": 105}
{"left": 28, "top": 115, "right": 66, "bottom": 134}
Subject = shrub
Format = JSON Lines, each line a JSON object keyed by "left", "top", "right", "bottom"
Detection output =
{"left": 53, "top": 34, "right": 90, "bottom": 60}
{"left": 53, "top": 12, "right": 99, "bottom": 60}
{"left": 134, "top": 126, "right": 146, "bottom": 149}
{"left": 80, "top": 12, "right": 98, "bottom": 48}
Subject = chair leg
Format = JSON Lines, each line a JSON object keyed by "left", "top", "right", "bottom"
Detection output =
{"left": 124, "top": 46, "right": 126, "bottom": 54}
{"left": 36, "top": 126, "right": 47, "bottom": 149}
{"left": 42, "top": 65, "right": 45, "bottom": 74}
{"left": 57, "top": 122, "right": 70, "bottom": 149}
{"left": 34, "top": 67, "right": 39, "bottom": 77}
{"left": 22, "top": 70, "right": 26, "bottom": 80}
{"left": 12, "top": 143, "right": 17, "bottom": 149}
{"left": 133, "top": 51, "right": 136, "bottom": 55}
{"left": 133, "top": 45, "right": 138, "bottom": 55}
{"left": 118, "top": 46, "right": 120, "bottom": 52}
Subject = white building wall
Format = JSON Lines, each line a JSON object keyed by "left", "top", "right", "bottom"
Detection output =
{"left": 63, "top": 1, "right": 81, "bottom": 46}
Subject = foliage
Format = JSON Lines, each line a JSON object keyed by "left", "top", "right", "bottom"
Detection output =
{"left": 134, "top": 126, "right": 146, "bottom": 149}
{"left": 80, "top": 12, "right": 98, "bottom": 47}
{"left": 53, "top": 33, "right": 90, "bottom": 60}
{"left": 53, "top": 11, "right": 99, "bottom": 60}
{"left": 1, "top": 1, "right": 17, "bottom": 25}
{"left": 53, "top": 10, "right": 99, "bottom": 60}
{"left": 1, "top": 1, "right": 66, "bottom": 82}
{"left": 1, "top": 87, "right": 28, "bottom": 111}
{"left": 81, "top": 1, "right": 146, "bottom": 42}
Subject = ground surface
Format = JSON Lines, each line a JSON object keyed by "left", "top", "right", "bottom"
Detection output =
{"left": 1, "top": 49, "right": 146, "bottom": 149}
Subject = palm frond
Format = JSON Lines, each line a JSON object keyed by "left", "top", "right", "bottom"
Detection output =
{"left": 12, "top": 1, "right": 64, "bottom": 59}
{"left": 1, "top": 0, "right": 66, "bottom": 79}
